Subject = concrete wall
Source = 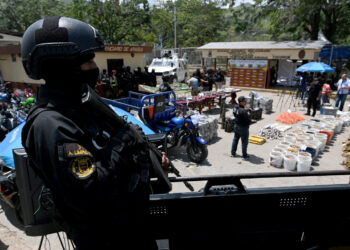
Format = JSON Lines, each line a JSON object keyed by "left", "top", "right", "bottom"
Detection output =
{"left": 0, "top": 51, "right": 149, "bottom": 85}
{"left": 0, "top": 54, "right": 44, "bottom": 84}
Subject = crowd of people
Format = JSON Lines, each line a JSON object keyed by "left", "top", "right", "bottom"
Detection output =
{"left": 187, "top": 66, "right": 225, "bottom": 96}
{"left": 95, "top": 66, "right": 157, "bottom": 99}
{"left": 295, "top": 72, "right": 350, "bottom": 116}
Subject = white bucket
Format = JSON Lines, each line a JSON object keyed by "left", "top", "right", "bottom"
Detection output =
{"left": 279, "top": 141, "right": 291, "bottom": 147}
{"left": 288, "top": 144, "right": 301, "bottom": 152}
{"left": 272, "top": 148, "right": 286, "bottom": 155}
{"left": 284, "top": 154, "right": 297, "bottom": 171}
{"left": 269, "top": 152, "right": 283, "bottom": 168}
{"left": 297, "top": 156, "right": 312, "bottom": 172}
{"left": 314, "top": 134, "right": 327, "bottom": 152}
{"left": 284, "top": 135, "right": 296, "bottom": 144}
{"left": 277, "top": 144, "right": 289, "bottom": 150}
{"left": 298, "top": 151, "right": 312, "bottom": 158}
{"left": 296, "top": 135, "right": 309, "bottom": 141}
{"left": 335, "top": 121, "right": 342, "bottom": 134}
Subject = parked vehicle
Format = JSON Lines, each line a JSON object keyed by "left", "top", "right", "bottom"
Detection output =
{"left": 0, "top": 83, "right": 35, "bottom": 142}
{"left": 109, "top": 91, "right": 208, "bottom": 163}
{"left": 157, "top": 114, "right": 208, "bottom": 163}
{"left": 148, "top": 50, "right": 188, "bottom": 83}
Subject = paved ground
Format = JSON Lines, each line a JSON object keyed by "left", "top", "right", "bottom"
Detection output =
{"left": 170, "top": 88, "right": 350, "bottom": 192}
{"left": 0, "top": 87, "right": 349, "bottom": 249}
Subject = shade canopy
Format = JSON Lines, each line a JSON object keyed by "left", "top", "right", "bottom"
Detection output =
{"left": 296, "top": 62, "right": 334, "bottom": 72}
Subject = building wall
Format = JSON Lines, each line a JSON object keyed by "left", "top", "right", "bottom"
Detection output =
{"left": 0, "top": 52, "right": 148, "bottom": 84}
{"left": 0, "top": 54, "right": 44, "bottom": 84}
{"left": 94, "top": 52, "right": 146, "bottom": 72}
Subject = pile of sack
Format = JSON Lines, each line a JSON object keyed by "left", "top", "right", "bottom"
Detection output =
{"left": 245, "top": 92, "right": 273, "bottom": 114}
{"left": 191, "top": 114, "right": 218, "bottom": 142}
{"left": 259, "top": 97, "right": 273, "bottom": 114}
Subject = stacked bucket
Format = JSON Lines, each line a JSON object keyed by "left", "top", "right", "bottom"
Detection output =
{"left": 270, "top": 115, "right": 348, "bottom": 172}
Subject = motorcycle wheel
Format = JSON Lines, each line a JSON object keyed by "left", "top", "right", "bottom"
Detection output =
{"left": 186, "top": 140, "right": 208, "bottom": 163}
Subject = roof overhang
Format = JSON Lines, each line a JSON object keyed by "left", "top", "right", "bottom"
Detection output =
{"left": 198, "top": 40, "right": 330, "bottom": 60}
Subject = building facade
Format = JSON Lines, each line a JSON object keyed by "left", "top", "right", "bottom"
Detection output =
{"left": 198, "top": 40, "right": 329, "bottom": 88}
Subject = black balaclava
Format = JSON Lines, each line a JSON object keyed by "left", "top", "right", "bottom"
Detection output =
{"left": 39, "top": 52, "right": 99, "bottom": 102}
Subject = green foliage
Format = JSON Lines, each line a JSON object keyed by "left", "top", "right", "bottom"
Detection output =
{"left": 1, "top": 0, "right": 348, "bottom": 47}
{"left": 249, "top": 0, "right": 350, "bottom": 43}
{"left": 0, "top": 0, "right": 67, "bottom": 33}
{"left": 150, "top": 0, "right": 228, "bottom": 48}
{"left": 67, "top": 0, "right": 152, "bottom": 44}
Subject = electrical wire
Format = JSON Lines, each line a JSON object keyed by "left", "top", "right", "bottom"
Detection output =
{"left": 33, "top": 185, "right": 45, "bottom": 215}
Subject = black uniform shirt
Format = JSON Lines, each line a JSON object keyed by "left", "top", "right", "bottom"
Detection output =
{"left": 22, "top": 87, "right": 153, "bottom": 249}
{"left": 309, "top": 83, "right": 322, "bottom": 99}
{"left": 233, "top": 104, "right": 251, "bottom": 126}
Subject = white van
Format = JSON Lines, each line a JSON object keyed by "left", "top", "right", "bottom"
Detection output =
{"left": 148, "top": 53, "right": 188, "bottom": 83}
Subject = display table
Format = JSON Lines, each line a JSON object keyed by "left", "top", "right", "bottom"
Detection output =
{"left": 176, "top": 89, "right": 241, "bottom": 114}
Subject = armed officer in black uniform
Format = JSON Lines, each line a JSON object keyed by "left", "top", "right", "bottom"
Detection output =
{"left": 231, "top": 96, "right": 252, "bottom": 159}
{"left": 21, "top": 16, "right": 167, "bottom": 250}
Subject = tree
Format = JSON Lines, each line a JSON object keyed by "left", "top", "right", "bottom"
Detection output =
{"left": 150, "top": 0, "right": 228, "bottom": 48}
{"left": 250, "top": 0, "right": 350, "bottom": 43}
{"left": 0, "top": 0, "right": 67, "bottom": 33}
{"left": 67, "top": 0, "right": 152, "bottom": 44}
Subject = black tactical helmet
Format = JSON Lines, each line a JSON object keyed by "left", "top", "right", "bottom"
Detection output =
{"left": 21, "top": 16, "right": 104, "bottom": 80}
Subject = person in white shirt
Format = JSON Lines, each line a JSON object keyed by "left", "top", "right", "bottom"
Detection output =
{"left": 335, "top": 74, "right": 350, "bottom": 111}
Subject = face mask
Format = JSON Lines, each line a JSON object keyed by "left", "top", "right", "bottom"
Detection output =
{"left": 79, "top": 68, "right": 100, "bottom": 88}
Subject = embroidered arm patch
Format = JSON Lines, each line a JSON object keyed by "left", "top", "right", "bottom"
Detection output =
{"left": 59, "top": 143, "right": 96, "bottom": 180}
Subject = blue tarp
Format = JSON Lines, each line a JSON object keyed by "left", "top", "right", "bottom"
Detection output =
{"left": 0, "top": 106, "right": 154, "bottom": 169}
{"left": 319, "top": 45, "right": 350, "bottom": 61}
{"left": 0, "top": 123, "right": 25, "bottom": 169}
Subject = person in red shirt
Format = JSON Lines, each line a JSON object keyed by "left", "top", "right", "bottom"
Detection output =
{"left": 321, "top": 81, "right": 332, "bottom": 104}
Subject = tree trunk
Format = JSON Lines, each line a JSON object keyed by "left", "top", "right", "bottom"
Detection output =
{"left": 310, "top": 10, "right": 321, "bottom": 40}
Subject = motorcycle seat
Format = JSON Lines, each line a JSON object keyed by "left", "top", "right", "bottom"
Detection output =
{"left": 146, "top": 133, "right": 166, "bottom": 143}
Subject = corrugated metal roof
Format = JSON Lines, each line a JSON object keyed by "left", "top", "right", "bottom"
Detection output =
{"left": 0, "top": 33, "right": 21, "bottom": 45}
{"left": 198, "top": 40, "right": 329, "bottom": 50}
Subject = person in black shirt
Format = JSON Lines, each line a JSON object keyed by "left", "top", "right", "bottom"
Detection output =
{"left": 231, "top": 96, "right": 252, "bottom": 159}
{"left": 159, "top": 75, "right": 172, "bottom": 92}
{"left": 306, "top": 78, "right": 322, "bottom": 116}
{"left": 214, "top": 68, "right": 225, "bottom": 90}
{"left": 20, "top": 16, "right": 167, "bottom": 250}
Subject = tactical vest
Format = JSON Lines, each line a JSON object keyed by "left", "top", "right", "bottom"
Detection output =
{"left": 111, "top": 76, "right": 117, "bottom": 87}
{"left": 101, "top": 74, "right": 109, "bottom": 84}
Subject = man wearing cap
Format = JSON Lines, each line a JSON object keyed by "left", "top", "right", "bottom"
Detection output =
{"left": 231, "top": 96, "right": 252, "bottom": 159}
{"left": 335, "top": 74, "right": 350, "bottom": 111}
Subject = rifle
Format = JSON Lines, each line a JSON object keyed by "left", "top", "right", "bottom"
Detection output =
{"left": 80, "top": 85, "right": 194, "bottom": 192}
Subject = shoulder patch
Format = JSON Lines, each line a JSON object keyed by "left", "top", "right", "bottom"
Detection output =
{"left": 58, "top": 143, "right": 96, "bottom": 180}
{"left": 63, "top": 143, "right": 93, "bottom": 158}
{"left": 70, "top": 156, "right": 96, "bottom": 180}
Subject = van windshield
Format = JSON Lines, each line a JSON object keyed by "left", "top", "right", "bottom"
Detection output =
{"left": 151, "top": 60, "right": 176, "bottom": 67}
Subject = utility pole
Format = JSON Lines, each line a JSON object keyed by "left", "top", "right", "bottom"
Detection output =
{"left": 174, "top": 0, "right": 177, "bottom": 51}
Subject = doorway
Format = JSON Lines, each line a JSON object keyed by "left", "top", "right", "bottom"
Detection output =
{"left": 107, "top": 59, "right": 124, "bottom": 75}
